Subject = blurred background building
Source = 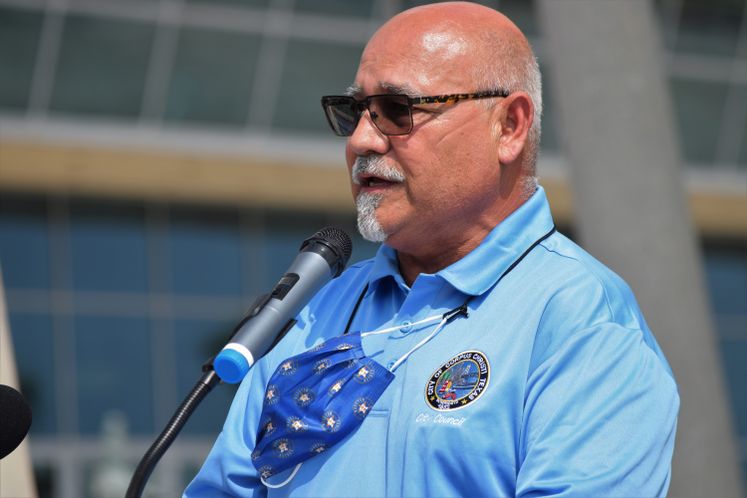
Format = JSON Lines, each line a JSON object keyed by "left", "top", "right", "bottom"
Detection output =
{"left": 0, "top": 0, "right": 744, "bottom": 496}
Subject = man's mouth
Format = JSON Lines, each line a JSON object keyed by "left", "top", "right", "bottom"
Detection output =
{"left": 351, "top": 155, "right": 406, "bottom": 191}
{"left": 360, "top": 175, "right": 397, "bottom": 188}
{"left": 356, "top": 174, "right": 404, "bottom": 192}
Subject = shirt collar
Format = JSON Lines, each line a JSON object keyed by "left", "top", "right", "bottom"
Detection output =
{"left": 364, "top": 186, "right": 555, "bottom": 297}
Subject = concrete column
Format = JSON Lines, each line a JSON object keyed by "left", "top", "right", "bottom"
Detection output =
{"left": 536, "top": 1, "right": 744, "bottom": 496}
{"left": 0, "top": 266, "right": 39, "bottom": 498}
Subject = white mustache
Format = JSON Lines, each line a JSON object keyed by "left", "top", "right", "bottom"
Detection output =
{"left": 352, "top": 156, "right": 405, "bottom": 185}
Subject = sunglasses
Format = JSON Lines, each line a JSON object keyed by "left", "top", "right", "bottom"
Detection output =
{"left": 321, "top": 90, "right": 510, "bottom": 137}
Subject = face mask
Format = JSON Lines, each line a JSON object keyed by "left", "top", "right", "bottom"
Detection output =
{"left": 251, "top": 305, "right": 468, "bottom": 488}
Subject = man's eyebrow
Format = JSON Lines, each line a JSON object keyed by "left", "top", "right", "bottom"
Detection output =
{"left": 380, "top": 82, "right": 419, "bottom": 97}
{"left": 344, "top": 82, "right": 420, "bottom": 98}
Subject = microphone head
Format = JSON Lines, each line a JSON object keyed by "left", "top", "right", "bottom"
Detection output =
{"left": 301, "top": 227, "right": 353, "bottom": 277}
{"left": 0, "top": 385, "right": 32, "bottom": 460}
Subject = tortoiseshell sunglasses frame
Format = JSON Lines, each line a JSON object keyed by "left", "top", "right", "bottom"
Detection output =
{"left": 321, "top": 89, "right": 511, "bottom": 137}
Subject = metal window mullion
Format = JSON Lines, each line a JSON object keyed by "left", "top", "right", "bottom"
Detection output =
{"left": 145, "top": 202, "right": 178, "bottom": 447}
{"left": 27, "top": 0, "right": 67, "bottom": 117}
{"left": 246, "top": 0, "right": 294, "bottom": 130}
{"left": 714, "top": 4, "right": 747, "bottom": 169}
{"left": 139, "top": 0, "right": 183, "bottom": 124}
{"left": 47, "top": 197, "right": 82, "bottom": 498}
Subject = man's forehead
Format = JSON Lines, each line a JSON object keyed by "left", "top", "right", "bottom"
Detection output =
{"left": 351, "top": 30, "right": 473, "bottom": 96}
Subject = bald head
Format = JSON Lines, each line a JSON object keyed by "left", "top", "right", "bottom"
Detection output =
{"left": 363, "top": 2, "right": 542, "bottom": 175}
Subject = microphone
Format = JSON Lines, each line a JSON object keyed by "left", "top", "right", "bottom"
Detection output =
{"left": 0, "top": 385, "right": 32, "bottom": 460}
{"left": 214, "top": 227, "right": 352, "bottom": 384}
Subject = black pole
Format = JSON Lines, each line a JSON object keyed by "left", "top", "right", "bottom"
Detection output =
{"left": 126, "top": 368, "right": 220, "bottom": 498}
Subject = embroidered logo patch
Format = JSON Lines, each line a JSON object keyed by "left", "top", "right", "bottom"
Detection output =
{"left": 425, "top": 351, "right": 490, "bottom": 411}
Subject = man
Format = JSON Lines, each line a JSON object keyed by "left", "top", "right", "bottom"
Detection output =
{"left": 186, "top": 2, "right": 678, "bottom": 496}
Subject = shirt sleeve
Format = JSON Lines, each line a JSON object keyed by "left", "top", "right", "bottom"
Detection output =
{"left": 516, "top": 322, "right": 679, "bottom": 498}
{"left": 183, "top": 359, "right": 270, "bottom": 498}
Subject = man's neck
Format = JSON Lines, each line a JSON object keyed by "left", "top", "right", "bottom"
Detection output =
{"left": 394, "top": 196, "right": 530, "bottom": 287}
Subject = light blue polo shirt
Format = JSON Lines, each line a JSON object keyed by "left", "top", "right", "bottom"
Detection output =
{"left": 185, "top": 186, "right": 679, "bottom": 497}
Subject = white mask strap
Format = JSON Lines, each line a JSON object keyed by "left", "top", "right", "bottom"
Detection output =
{"left": 389, "top": 315, "right": 450, "bottom": 372}
{"left": 261, "top": 462, "right": 303, "bottom": 489}
{"left": 360, "top": 314, "right": 443, "bottom": 337}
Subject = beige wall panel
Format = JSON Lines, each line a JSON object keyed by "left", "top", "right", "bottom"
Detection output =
{"left": 1, "top": 140, "right": 744, "bottom": 238}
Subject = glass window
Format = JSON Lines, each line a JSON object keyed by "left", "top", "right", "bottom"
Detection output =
{"left": 739, "top": 87, "right": 747, "bottom": 168}
{"left": 8, "top": 312, "right": 57, "bottom": 434}
{"left": 675, "top": 0, "right": 743, "bottom": 57}
{"left": 74, "top": 315, "right": 153, "bottom": 434}
{"left": 295, "top": 0, "right": 375, "bottom": 18}
{"left": 718, "top": 340, "right": 747, "bottom": 437}
{"left": 0, "top": 196, "right": 50, "bottom": 289}
{"left": 170, "top": 207, "right": 244, "bottom": 296}
{"left": 0, "top": 7, "right": 43, "bottom": 110}
{"left": 69, "top": 202, "right": 148, "bottom": 293}
{"left": 402, "top": 0, "right": 499, "bottom": 10}
{"left": 496, "top": 0, "right": 538, "bottom": 39}
{"left": 704, "top": 245, "right": 747, "bottom": 317}
{"left": 670, "top": 77, "right": 729, "bottom": 165}
{"left": 173, "top": 318, "right": 239, "bottom": 435}
{"left": 273, "top": 40, "right": 364, "bottom": 134}
{"left": 164, "top": 27, "right": 261, "bottom": 126}
{"left": 704, "top": 244, "right": 747, "bottom": 456}
{"left": 184, "top": 0, "right": 270, "bottom": 7}
{"left": 50, "top": 15, "right": 154, "bottom": 118}
{"left": 537, "top": 63, "right": 559, "bottom": 153}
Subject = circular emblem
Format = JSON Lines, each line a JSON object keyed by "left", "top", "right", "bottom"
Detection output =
{"left": 264, "top": 384, "right": 279, "bottom": 406}
{"left": 352, "top": 397, "right": 373, "bottom": 419}
{"left": 286, "top": 416, "right": 307, "bottom": 433}
{"left": 278, "top": 360, "right": 297, "bottom": 376}
{"left": 425, "top": 351, "right": 490, "bottom": 411}
{"left": 273, "top": 438, "right": 294, "bottom": 458}
{"left": 328, "top": 378, "right": 345, "bottom": 397}
{"left": 310, "top": 441, "right": 327, "bottom": 454}
{"left": 258, "top": 465, "right": 274, "bottom": 479}
{"left": 313, "top": 358, "right": 331, "bottom": 374}
{"left": 321, "top": 410, "right": 342, "bottom": 432}
{"left": 293, "top": 387, "right": 315, "bottom": 407}
{"left": 354, "top": 363, "right": 376, "bottom": 383}
{"left": 259, "top": 417, "right": 276, "bottom": 437}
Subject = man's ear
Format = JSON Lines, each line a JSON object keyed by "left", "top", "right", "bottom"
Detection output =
{"left": 493, "top": 92, "right": 534, "bottom": 165}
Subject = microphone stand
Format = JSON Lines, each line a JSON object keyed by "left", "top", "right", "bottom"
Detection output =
{"left": 126, "top": 295, "right": 272, "bottom": 498}
{"left": 125, "top": 360, "right": 220, "bottom": 498}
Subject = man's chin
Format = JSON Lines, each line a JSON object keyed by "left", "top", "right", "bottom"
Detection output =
{"left": 356, "top": 193, "right": 388, "bottom": 243}
{"left": 358, "top": 219, "right": 388, "bottom": 243}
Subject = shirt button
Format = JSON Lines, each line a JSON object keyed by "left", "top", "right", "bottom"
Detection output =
{"left": 400, "top": 320, "right": 413, "bottom": 333}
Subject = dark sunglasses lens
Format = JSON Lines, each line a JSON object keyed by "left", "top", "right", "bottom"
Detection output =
{"left": 323, "top": 97, "right": 359, "bottom": 136}
{"left": 371, "top": 95, "right": 411, "bottom": 135}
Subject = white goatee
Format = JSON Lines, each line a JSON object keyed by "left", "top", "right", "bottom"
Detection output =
{"left": 356, "top": 192, "right": 386, "bottom": 242}
{"left": 352, "top": 155, "right": 405, "bottom": 243}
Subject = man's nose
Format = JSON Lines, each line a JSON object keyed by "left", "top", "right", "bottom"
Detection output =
{"left": 347, "top": 110, "right": 390, "bottom": 157}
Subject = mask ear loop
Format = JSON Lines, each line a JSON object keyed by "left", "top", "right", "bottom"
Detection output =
{"left": 389, "top": 304, "right": 469, "bottom": 372}
{"left": 361, "top": 314, "right": 443, "bottom": 337}
{"left": 261, "top": 462, "right": 303, "bottom": 489}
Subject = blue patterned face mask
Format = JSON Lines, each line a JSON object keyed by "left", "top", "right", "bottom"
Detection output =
{"left": 251, "top": 305, "right": 468, "bottom": 488}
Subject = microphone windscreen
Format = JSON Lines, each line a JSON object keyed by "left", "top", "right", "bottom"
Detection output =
{"left": 0, "top": 384, "right": 32, "bottom": 459}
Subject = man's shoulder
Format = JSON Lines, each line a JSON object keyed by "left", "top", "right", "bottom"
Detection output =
{"left": 525, "top": 231, "right": 669, "bottom": 373}
{"left": 534, "top": 231, "right": 642, "bottom": 323}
